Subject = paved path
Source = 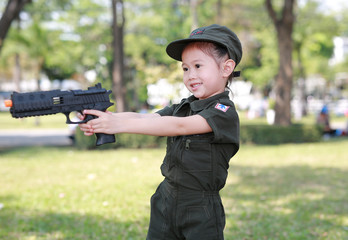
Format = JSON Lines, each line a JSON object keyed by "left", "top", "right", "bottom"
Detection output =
{"left": 0, "top": 129, "right": 72, "bottom": 148}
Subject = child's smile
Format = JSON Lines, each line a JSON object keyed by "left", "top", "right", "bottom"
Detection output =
{"left": 181, "top": 45, "right": 227, "bottom": 100}
{"left": 190, "top": 82, "right": 202, "bottom": 91}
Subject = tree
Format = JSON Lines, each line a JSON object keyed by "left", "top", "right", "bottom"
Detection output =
{"left": 0, "top": 15, "right": 52, "bottom": 93}
{"left": 111, "top": 0, "right": 125, "bottom": 112}
{"left": 0, "top": 0, "right": 31, "bottom": 54}
{"left": 190, "top": 0, "right": 201, "bottom": 30}
{"left": 265, "top": 0, "right": 295, "bottom": 126}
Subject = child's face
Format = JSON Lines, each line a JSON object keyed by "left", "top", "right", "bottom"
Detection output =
{"left": 181, "top": 45, "right": 228, "bottom": 100}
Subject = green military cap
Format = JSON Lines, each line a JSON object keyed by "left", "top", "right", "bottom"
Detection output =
{"left": 166, "top": 24, "right": 243, "bottom": 67}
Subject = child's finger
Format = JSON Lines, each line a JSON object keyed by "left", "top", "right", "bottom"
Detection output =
{"left": 83, "top": 109, "right": 104, "bottom": 117}
{"left": 77, "top": 112, "right": 85, "bottom": 120}
{"left": 78, "top": 123, "right": 94, "bottom": 134}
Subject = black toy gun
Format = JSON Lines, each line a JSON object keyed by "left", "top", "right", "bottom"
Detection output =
{"left": 4, "top": 83, "right": 115, "bottom": 146}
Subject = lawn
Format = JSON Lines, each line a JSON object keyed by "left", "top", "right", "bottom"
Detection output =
{"left": 0, "top": 139, "right": 347, "bottom": 240}
{"left": 0, "top": 112, "right": 67, "bottom": 129}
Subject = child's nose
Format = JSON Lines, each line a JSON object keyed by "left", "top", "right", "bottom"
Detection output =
{"left": 188, "top": 69, "right": 197, "bottom": 79}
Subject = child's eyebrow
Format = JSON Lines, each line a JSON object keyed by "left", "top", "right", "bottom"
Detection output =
{"left": 182, "top": 59, "right": 202, "bottom": 67}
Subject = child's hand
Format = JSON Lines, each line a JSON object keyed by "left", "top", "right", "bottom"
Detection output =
{"left": 78, "top": 110, "right": 115, "bottom": 136}
{"left": 77, "top": 111, "right": 93, "bottom": 136}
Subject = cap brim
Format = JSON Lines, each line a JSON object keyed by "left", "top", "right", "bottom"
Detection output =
{"left": 166, "top": 38, "right": 227, "bottom": 62}
{"left": 166, "top": 39, "right": 197, "bottom": 61}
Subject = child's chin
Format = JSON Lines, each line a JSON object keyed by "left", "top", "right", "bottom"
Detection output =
{"left": 193, "top": 94, "right": 207, "bottom": 100}
{"left": 192, "top": 93, "right": 202, "bottom": 99}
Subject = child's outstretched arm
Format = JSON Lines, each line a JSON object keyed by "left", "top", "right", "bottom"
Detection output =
{"left": 78, "top": 109, "right": 212, "bottom": 137}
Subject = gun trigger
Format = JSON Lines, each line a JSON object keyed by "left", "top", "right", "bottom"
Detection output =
{"left": 64, "top": 112, "right": 86, "bottom": 124}
{"left": 64, "top": 112, "right": 73, "bottom": 124}
{"left": 64, "top": 112, "right": 95, "bottom": 124}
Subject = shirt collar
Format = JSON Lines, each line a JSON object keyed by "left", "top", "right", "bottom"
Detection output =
{"left": 186, "top": 91, "right": 230, "bottom": 112}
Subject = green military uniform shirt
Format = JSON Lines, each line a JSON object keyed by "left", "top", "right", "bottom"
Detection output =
{"left": 156, "top": 91, "right": 239, "bottom": 192}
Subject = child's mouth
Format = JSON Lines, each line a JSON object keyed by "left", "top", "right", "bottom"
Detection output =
{"left": 191, "top": 83, "right": 202, "bottom": 90}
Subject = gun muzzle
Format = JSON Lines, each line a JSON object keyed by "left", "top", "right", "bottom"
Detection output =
{"left": 4, "top": 100, "right": 12, "bottom": 107}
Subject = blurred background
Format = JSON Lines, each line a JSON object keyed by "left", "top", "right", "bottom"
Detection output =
{"left": 0, "top": 0, "right": 347, "bottom": 145}
{"left": 1, "top": 1, "right": 348, "bottom": 239}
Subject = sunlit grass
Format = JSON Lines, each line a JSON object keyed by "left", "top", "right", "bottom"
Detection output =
{"left": 224, "top": 140, "right": 348, "bottom": 239}
{"left": 1, "top": 139, "right": 347, "bottom": 239}
{"left": 0, "top": 147, "right": 164, "bottom": 239}
{"left": 0, "top": 112, "right": 67, "bottom": 129}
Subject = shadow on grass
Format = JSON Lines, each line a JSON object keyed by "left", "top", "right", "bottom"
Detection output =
{"left": 0, "top": 195, "right": 148, "bottom": 240}
{"left": 222, "top": 164, "right": 348, "bottom": 239}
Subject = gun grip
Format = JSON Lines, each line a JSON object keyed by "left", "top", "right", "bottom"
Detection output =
{"left": 95, "top": 133, "right": 116, "bottom": 146}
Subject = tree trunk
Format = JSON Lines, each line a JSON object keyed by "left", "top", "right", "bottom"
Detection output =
{"left": 216, "top": 0, "right": 222, "bottom": 25}
{"left": 190, "top": 0, "right": 199, "bottom": 31}
{"left": 13, "top": 53, "right": 21, "bottom": 92}
{"left": 0, "top": 0, "right": 31, "bottom": 54}
{"left": 265, "top": 0, "right": 295, "bottom": 126}
{"left": 274, "top": 25, "right": 293, "bottom": 125}
{"left": 13, "top": 16, "right": 21, "bottom": 92}
{"left": 111, "top": 0, "right": 125, "bottom": 112}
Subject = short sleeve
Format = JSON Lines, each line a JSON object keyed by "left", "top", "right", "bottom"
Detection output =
{"left": 156, "top": 98, "right": 188, "bottom": 117}
{"left": 156, "top": 105, "right": 175, "bottom": 116}
{"left": 198, "top": 102, "right": 239, "bottom": 144}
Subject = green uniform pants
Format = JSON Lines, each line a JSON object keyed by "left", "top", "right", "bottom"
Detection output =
{"left": 146, "top": 180, "right": 225, "bottom": 240}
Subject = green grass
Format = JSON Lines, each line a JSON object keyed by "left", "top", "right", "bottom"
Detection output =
{"left": 225, "top": 140, "right": 348, "bottom": 239}
{"left": 1, "top": 140, "right": 347, "bottom": 239}
{"left": 0, "top": 112, "right": 67, "bottom": 129}
{"left": 0, "top": 148, "right": 165, "bottom": 239}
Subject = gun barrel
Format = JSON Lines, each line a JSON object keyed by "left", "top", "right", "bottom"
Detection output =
{"left": 9, "top": 90, "right": 60, "bottom": 117}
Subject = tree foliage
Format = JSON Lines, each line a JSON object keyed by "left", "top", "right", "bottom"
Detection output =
{"left": 0, "top": 0, "right": 347, "bottom": 112}
{"left": 293, "top": 1, "right": 339, "bottom": 80}
{"left": 0, "top": 0, "right": 32, "bottom": 53}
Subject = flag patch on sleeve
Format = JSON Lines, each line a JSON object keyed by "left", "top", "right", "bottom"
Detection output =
{"left": 215, "top": 103, "right": 229, "bottom": 112}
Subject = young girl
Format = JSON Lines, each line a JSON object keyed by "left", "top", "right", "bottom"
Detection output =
{"left": 79, "top": 24, "right": 242, "bottom": 240}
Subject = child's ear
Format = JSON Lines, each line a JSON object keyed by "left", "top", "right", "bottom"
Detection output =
{"left": 222, "top": 59, "right": 236, "bottom": 77}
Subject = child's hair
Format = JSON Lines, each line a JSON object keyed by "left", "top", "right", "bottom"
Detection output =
{"left": 185, "top": 42, "right": 235, "bottom": 87}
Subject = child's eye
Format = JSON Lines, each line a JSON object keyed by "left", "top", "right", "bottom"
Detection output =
{"left": 183, "top": 67, "right": 188, "bottom": 72}
{"left": 195, "top": 64, "right": 201, "bottom": 69}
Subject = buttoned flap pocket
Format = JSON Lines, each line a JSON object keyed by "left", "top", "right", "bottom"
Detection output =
{"left": 181, "top": 136, "right": 213, "bottom": 172}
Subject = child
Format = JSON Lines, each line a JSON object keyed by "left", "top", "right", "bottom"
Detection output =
{"left": 79, "top": 24, "right": 242, "bottom": 240}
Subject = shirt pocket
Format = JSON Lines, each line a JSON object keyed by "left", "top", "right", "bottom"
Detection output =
{"left": 181, "top": 136, "right": 213, "bottom": 172}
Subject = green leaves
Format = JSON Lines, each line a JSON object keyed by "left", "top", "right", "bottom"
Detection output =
{"left": 1, "top": 0, "right": 347, "bottom": 105}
